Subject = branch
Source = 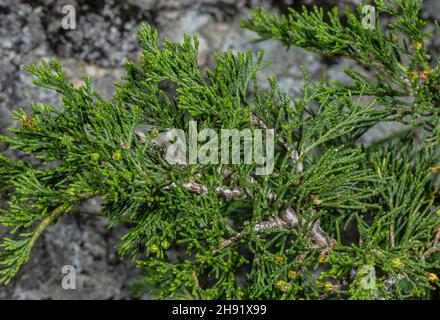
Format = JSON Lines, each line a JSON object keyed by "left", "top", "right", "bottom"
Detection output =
{"left": 214, "top": 208, "right": 336, "bottom": 253}
{"left": 140, "top": 115, "right": 334, "bottom": 252}
{"left": 180, "top": 178, "right": 336, "bottom": 252}
{"left": 421, "top": 227, "right": 440, "bottom": 261}
{"left": 250, "top": 115, "right": 303, "bottom": 174}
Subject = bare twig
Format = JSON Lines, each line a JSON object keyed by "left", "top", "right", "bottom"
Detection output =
{"left": 250, "top": 115, "right": 303, "bottom": 174}
{"left": 182, "top": 181, "right": 208, "bottom": 195}
{"left": 422, "top": 227, "right": 440, "bottom": 261}
{"left": 178, "top": 168, "right": 335, "bottom": 252}
{"left": 214, "top": 208, "right": 335, "bottom": 253}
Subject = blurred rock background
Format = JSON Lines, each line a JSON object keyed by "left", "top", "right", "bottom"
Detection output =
{"left": 0, "top": 0, "right": 438, "bottom": 299}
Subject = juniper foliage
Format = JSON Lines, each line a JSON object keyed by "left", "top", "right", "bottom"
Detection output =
{"left": 0, "top": 0, "right": 439, "bottom": 299}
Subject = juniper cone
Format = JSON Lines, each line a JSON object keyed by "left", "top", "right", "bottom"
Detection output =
{"left": 0, "top": 0, "right": 439, "bottom": 299}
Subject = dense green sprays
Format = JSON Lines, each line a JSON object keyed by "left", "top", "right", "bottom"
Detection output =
{"left": 0, "top": 0, "right": 439, "bottom": 299}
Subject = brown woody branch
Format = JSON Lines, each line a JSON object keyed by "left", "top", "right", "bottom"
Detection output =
{"left": 180, "top": 178, "right": 336, "bottom": 252}
{"left": 422, "top": 227, "right": 440, "bottom": 261}
{"left": 140, "top": 114, "right": 335, "bottom": 252}
{"left": 250, "top": 115, "right": 303, "bottom": 174}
